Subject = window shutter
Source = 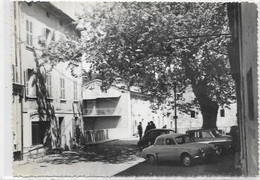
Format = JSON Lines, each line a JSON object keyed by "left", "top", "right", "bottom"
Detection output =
{"left": 41, "top": 28, "right": 45, "bottom": 41}
{"left": 26, "top": 20, "right": 29, "bottom": 31}
{"left": 30, "top": 21, "right": 32, "bottom": 33}
{"left": 30, "top": 34, "right": 33, "bottom": 46}
{"left": 60, "top": 78, "right": 62, "bottom": 98}
{"left": 63, "top": 79, "right": 65, "bottom": 98}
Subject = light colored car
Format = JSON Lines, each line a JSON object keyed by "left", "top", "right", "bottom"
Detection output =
{"left": 137, "top": 129, "right": 175, "bottom": 149}
{"left": 141, "top": 133, "right": 217, "bottom": 167}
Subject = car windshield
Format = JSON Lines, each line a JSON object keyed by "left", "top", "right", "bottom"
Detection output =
{"left": 201, "top": 131, "right": 214, "bottom": 138}
{"left": 175, "top": 135, "right": 195, "bottom": 144}
{"left": 211, "top": 129, "right": 222, "bottom": 137}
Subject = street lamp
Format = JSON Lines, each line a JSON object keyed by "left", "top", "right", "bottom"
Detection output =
{"left": 173, "top": 82, "right": 178, "bottom": 133}
{"left": 170, "top": 64, "right": 178, "bottom": 133}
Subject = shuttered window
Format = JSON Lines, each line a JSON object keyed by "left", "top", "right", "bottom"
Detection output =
{"left": 60, "top": 78, "right": 65, "bottom": 99}
{"left": 73, "top": 81, "right": 77, "bottom": 100}
{"left": 46, "top": 74, "right": 52, "bottom": 97}
{"left": 26, "top": 20, "right": 33, "bottom": 46}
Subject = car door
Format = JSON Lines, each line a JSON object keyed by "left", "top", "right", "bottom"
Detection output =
{"left": 153, "top": 137, "right": 165, "bottom": 161}
{"left": 157, "top": 138, "right": 178, "bottom": 161}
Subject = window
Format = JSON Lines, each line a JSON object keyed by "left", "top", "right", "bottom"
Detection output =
{"left": 195, "top": 131, "right": 200, "bottom": 138}
{"left": 12, "top": 65, "right": 16, "bottom": 83}
{"left": 165, "top": 138, "right": 175, "bottom": 145}
{"left": 42, "top": 28, "right": 55, "bottom": 43}
{"left": 175, "top": 137, "right": 184, "bottom": 144}
{"left": 73, "top": 81, "right": 78, "bottom": 100}
{"left": 60, "top": 78, "right": 65, "bottom": 99}
{"left": 46, "top": 74, "right": 52, "bottom": 97}
{"left": 24, "top": 68, "right": 35, "bottom": 96}
{"left": 220, "top": 109, "right": 225, "bottom": 117}
{"left": 45, "top": 28, "right": 50, "bottom": 40}
{"left": 26, "top": 20, "right": 33, "bottom": 46}
{"left": 175, "top": 135, "right": 194, "bottom": 144}
{"left": 190, "top": 110, "right": 195, "bottom": 118}
{"left": 187, "top": 131, "right": 195, "bottom": 138}
{"left": 155, "top": 138, "right": 164, "bottom": 145}
{"left": 31, "top": 121, "right": 49, "bottom": 145}
{"left": 201, "top": 131, "right": 213, "bottom": 138}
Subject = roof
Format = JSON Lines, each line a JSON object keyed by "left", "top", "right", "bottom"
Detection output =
{"left": 83, "top": 95, "right": 121, "bottom": 100}
{"left": 83, "top": 79, "right": 151, "bottom": 97}
{"left": 186, "top": 129, "right": 213, "bottom": 132}
{"left": 36, "top": 2, "right": 75, "bottom": 22}
{"left": 158, "top": 133, "right": 186, "bottom": 138}
{"left": 145, "top": 128, "right": 175, "bottom": 134}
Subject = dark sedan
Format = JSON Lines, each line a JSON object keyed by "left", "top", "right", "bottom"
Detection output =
{"left": 137, "top": 129, "right": 175, "bottom": 149}
{"left": 186, "top": 129, "right": 232, "bottom": 155}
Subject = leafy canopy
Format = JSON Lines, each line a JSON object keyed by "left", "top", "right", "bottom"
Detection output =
{"left": 42, "top": 2, "right": 235, "bottom": 112}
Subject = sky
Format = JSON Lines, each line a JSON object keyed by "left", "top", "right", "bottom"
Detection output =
{"left": 51, "top": 2, "right": 85, "bottom": 20}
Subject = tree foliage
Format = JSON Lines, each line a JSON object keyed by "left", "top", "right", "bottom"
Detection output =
{"left": 42, "top": 2, "right": 236, "bottom": 129}
{"left": 32, "top": 50, "right": 60, "bottom": 149}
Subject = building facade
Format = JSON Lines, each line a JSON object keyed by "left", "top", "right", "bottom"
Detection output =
{"left": 82, "top": 79, "right": 237, "bottom": 143}
{"left": 228, "top": 3, "right": 259, "bottom": 176}
{"left": 12, "top": 2, "right": 81, "bottom": 160}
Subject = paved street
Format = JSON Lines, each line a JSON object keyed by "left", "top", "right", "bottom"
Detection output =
{"left": 13, "top": 137, "right": 241, "bottom": 177}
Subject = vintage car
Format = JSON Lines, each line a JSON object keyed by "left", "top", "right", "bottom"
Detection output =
{"left": 186, "top": 129, "right": 232, "bottom": 155}
{"left": 141, "top": 133, "right": 217, "bottom": 167}
{"left": 137, "top": 129, "right": 175, "bottom": 149}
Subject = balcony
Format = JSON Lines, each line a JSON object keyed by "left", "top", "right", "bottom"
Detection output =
{"left": 83, "top": 107, "right": 121, "bottom": 117}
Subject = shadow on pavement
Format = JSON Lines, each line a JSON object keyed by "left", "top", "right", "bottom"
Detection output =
{"left": 37, "top": 139, "right": 142, "bottom": 165}
{"left": 115, "top": 153, "right": 242, "bottom": 177}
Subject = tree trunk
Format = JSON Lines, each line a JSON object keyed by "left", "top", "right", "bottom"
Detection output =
{"left": 192, "top": 81, "right": 219, "bottom": 129}
{"left": 199, "top": 97, "right": 219, "bottom": 129}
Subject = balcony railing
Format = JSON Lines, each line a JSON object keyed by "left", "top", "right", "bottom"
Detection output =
{"left": 83, "top": 107, "right": 121, "bottom": 116}
{"left": 81, "top": 128, "right": 118, "bottom": 144}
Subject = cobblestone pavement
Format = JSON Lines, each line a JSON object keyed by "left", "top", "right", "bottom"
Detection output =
{"left": 13, "top": 137, "right": 242, "bottom": 177}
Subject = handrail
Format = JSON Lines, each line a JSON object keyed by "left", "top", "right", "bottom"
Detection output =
{"left": 83, "top": 107, "right": 121, "bottom": 115}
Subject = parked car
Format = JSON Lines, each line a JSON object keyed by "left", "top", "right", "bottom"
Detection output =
{"left": 186, "top": 129, "right": 232, "bottom": 155}
{"left": 141, "top": 133, "right": 217, "bottom": 167}
{"left": 137, "top": 129, "right": 175, "bottom": 149}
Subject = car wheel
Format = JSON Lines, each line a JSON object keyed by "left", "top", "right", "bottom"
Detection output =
{"left": 182, "top": 154, "right": 192, "bottom": 167}
{"left": 215, "top": 145, "right": 223, "bottom": 155}
{"left": 147, "top": 155, "right": 156, "bottom": 165}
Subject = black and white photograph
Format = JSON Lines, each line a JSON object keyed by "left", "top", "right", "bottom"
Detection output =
{"left": 2, "top": 0, "right": 259, "bottom": 178}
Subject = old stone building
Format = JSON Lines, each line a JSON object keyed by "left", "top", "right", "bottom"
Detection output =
{"left": 12, "top": 1, "right": 81, "bottom": 160}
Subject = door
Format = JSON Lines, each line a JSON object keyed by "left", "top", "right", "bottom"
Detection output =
{"left": 59, "top": 117, "right": 65, "bottom": 147}
{"left": 159, "top": 138, "right": 178, "bottom": 161}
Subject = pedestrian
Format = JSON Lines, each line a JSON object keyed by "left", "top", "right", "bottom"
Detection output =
{"left": 150, "top": 121, "right": 156, "bottom": 129}
{"left": 145, "top": 122, "right": 151, "bottom": 134}
{"left": 137, "top": 122, "right": 143, "bottom": 140}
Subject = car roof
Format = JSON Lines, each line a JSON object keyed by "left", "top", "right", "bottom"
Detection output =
{"left": 156, "top": 133, "right": 186, "bottom": 139}
{"left": 145, "top": 128, "right": 174, "bottom": 133}
{"left": 186, "top": 129, "right": 212, "bottom": 132}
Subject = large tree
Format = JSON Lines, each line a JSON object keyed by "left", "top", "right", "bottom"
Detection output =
{"left": 42, "top": 2, "right": 235, "bottom": 129}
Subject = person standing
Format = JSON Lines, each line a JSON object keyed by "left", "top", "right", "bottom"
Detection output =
{"left": 150, "top": 121, "right": 156, "bottom": 129}
{"left": 145, "top": 122, "right": 151, "bottom": 134}
{"left": 137, "top": 122, "right": 143, "bottom": 140}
